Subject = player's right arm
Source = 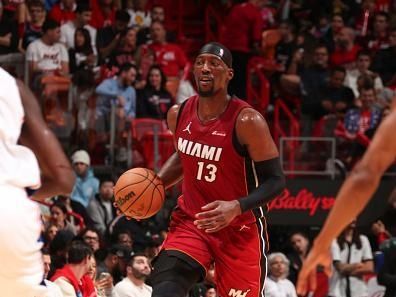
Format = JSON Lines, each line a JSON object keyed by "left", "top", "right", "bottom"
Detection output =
{"left": 17, "top": 80, "right": 75, "bottom": 201}
{"left": 157, "top": 104, "right": 184, "bottom": 190}
{"left": 297, "top": 110, "right": 396, "bottom": 295}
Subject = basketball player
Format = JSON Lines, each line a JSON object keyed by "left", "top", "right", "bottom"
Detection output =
{"left": 0, "top": 67, "right": 75, "bottom": 296}
{"left": 297, "top": 108, "right": 396, "bottom": 295}
{"left": 148, "top": 42, "right": 285, "bottom": 297}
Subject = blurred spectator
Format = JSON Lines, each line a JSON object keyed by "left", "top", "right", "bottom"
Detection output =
{"left": 95, "top": 62, "right": 137, "bottom": 157}
{"left": 68, "top": 28, "right": 96, "bottom": 73}
{"left": 222, "top": 0, "right": 263, "bottom": 99}
{"left": 44, "top": 223, "right": 59, "bottom": 248}
{"left": 311, "top": 66, "right": 354, "bottom": 120}
{"left": 287, "top": 231, "right": 311, "bottom": 284}
{"left": 344, "top": 85, "right": 382, "bottom": 138}
{"left": 114, "top": 229, "right": 134, "bottom": 250}
{"left": 96, "top": 244, "right": 131, "bottom": 284}
{"left": 81, "top": 227, "right": 101, "bottom": 252}
{"left": 108, "top": 27, "right": 138, "bottom": 69}
{"left": 372, "top": 26, "right": 396, "bottom": 86}
{"left": 127, "top": 0, "right": 150, "bottom": 28}
{"left": 365, "top": 11, "right": 390, "bottom": 52}
{"left": 0, "top": 0, "right": 19, "bottom": 56}
{"left": 205, "top": 285, "right": 217, "bottom": 297}
{"left": 26, "top": 19, "right": 69, "bottom": 87}
{"left": 145, "top": 21, "right": 189, "bottom": 79}
{"left": 322, "top": 13, "right": 345, "bottom": 53}
{"left": 330, "top": 27, "right": 361, "bottom": 70}
{"left": 48, "top": 0, "right": 76, "bottom": 25}
{"left": 371, "top": 219, "right": 391, "bottom": 246}
{"left": 96, "top": 9, "right": 130, "bottom": 63}
{"left": 109, "top": 216, "right": 151, "bottom": 252}
{"left": 281, "top": 43, "right": 329, "bottom": 96}
{"left": 41, "top": 248, "right": 64, "bottom": 297}
{"left": 329, "top": 220, "right": 374, "bottom": 297}
{"left": 51, "top": 241, "right": 94, "bottom": 297}
{"left": 90, "top": 0, "right": 116, "bottom": 29}
{"left": 311, "top": 14, "right": 331, "bottom": 39}
{"left": 344, "top": 49, "right": 384, "bottom": 97}
{"left": 265, "top": 252, "right": 297, "bottom": 297}
{"left": 88, "top": 257, "right": 115, "bottom": 297}
{"left": 49, "top": 230, "right": 75, "bottom": 276}
{"left": 70, "top": 149, "right": 100, "bottom": 208}
{"left": 86, "top": 177, "right": 116, "bottom": 236}
{"left": 22, "top": 0, "right": 46, "bottom": 50}
{"left": 49, "top": 201, "right": 77, "bottom": 235}
{"left": 136, "top": 5, "right": 175, "bottom": 46}
{"left": 378, "top": 237, "right": 396, "bottom": 297}
{"left": 60, "top": 2, "right": 96, "bottom": 51}
{"left": 275, "top": 20, "right": 298, "bottom": 74}
{"left": 113, "top": 253, "right": 152, "bottom": 297}
{"left": 137, "top": 65, "right": 173, "bottom": 119}
{"left": 260, "top": 0, "right": 275, "bottom": 31}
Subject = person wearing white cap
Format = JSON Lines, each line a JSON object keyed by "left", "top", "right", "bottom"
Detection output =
{"left": 70, "top": 149, "right": 99, "bottom": 208}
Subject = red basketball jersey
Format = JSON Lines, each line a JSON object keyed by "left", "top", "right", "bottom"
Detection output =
{"left": 175, "top": 96, "right": 265, "bottom": 226}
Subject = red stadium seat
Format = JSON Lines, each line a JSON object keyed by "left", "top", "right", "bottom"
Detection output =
{"left": 130, "top": 118, "right": 167, "bottom": 142}
{"left": 140, "top": 131, "right": 175, "bottom": 170}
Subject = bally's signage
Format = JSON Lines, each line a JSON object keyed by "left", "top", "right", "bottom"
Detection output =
{"left": 266, "top": 178, "right": 394, "bottom": 226}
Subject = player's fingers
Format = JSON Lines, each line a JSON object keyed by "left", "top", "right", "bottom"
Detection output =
{"left": 204, "top": 222, "right": 226, "bottom": 233}
{"left": 194, "top": 216, "right": 223, "bottom": 228}
{"left": 201, "top": 201, "right": 220, "bottom": 210}
{"left": 195, "top": 208, "right": 221, "bottom": 219}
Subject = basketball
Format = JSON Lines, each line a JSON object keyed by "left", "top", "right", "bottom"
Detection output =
{"left": 114, "top": 168, "right": 165, "bottom": 220}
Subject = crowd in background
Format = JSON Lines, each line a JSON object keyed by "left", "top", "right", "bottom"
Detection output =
{"left": 1, "top": 0, "right": 396, "bottom": 296}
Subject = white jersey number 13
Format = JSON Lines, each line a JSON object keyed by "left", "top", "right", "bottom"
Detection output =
{"left": 197, "top": 161, "right": 217, "bottom": 182}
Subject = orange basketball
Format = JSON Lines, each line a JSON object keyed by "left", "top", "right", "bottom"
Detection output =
{"left": 114, "top": 168, "right": 165, "bottom": 220}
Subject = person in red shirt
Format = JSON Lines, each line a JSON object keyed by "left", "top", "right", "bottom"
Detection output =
{"left": 51, "top": 241, "right": 95, "bottom": 297}
{"left": 221, "top": 0, "right": 264, "bottom": 99}
{"left": 48, "top": 0, "right": 76, "bottom": 25}
{"left": 137, "top": 42, "right": 285, "bottom": 297}
{"left": 330, "top": 27, "right": 361, "bottom": 70}
{"left": 90, "top": 0, "right": 115, "bottom": 29}
{"left": 146, "top": 21, "right": 188, "bottom": 79}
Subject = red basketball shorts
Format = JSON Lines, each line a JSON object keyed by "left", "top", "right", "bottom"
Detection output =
{"left": 161, "top": 207, "right": 268, "bottom": 297}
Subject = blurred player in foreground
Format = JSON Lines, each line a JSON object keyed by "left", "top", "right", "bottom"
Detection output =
{"left": 297, "top": 106, "right": 396, "bottom": 296}
{"left": 0, "top": 67, "right": 74, "bottom": 296}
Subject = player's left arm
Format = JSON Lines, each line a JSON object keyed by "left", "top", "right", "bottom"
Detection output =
{"left": 235, "top": 108, "right": 285, "bottom": 212}
{"left": 195, "top": 108, "right": 285, "bottom": 232}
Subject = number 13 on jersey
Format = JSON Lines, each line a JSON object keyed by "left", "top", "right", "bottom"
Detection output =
{"left": 196, "top": 161, "right": 217, "bottom": 182}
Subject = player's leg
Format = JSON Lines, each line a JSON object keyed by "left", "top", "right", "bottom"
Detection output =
{"left": 150, "top": 207, "right": 211, "bottom": 297}
{"left": 0, "top": 186, "right": 46, "bottom": 297}
{"left": 212, "top": 218, "right": 268, "bottom": 297}
{"left": 150, "top": 250, "right": 206, "bottom": 297}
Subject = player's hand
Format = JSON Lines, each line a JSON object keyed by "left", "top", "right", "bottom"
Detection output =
{"left": 296, "top": 242, "right": 332, "bottom": 296}
{"left": 194, "top": 200, "right": 241, "bottom": 233}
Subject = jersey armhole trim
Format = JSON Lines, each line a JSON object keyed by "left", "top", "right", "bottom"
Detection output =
{"left": 175, "top": 99, "right": 188, "bottom": 132}
{"left": 232, "top": 106, "right": 249, "bottom": 157}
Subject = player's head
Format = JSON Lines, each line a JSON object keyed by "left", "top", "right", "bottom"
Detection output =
{"left": 194, "top": 42, "right": 233, "bottom": 98}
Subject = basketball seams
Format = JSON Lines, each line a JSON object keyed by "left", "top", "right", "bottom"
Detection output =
{"left": 115, "top": 168, "right": 165, "bottom": 219}
{"left": 114, "top": 170, "right": 150, "bottom": 196}
{"left": 122, "top": 171, "right": 163, "bottom": 217}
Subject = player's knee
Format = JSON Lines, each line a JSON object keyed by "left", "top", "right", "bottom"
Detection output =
{"left": 149, "top": 250, "right": 204, "bottom": 294}
{"left": 152, "top": 281, "right": 186, "bottom": 297}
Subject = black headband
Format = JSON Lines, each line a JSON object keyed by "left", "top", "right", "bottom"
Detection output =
{"left": 198, "top": 42, "right": 232, "bottom": 68}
